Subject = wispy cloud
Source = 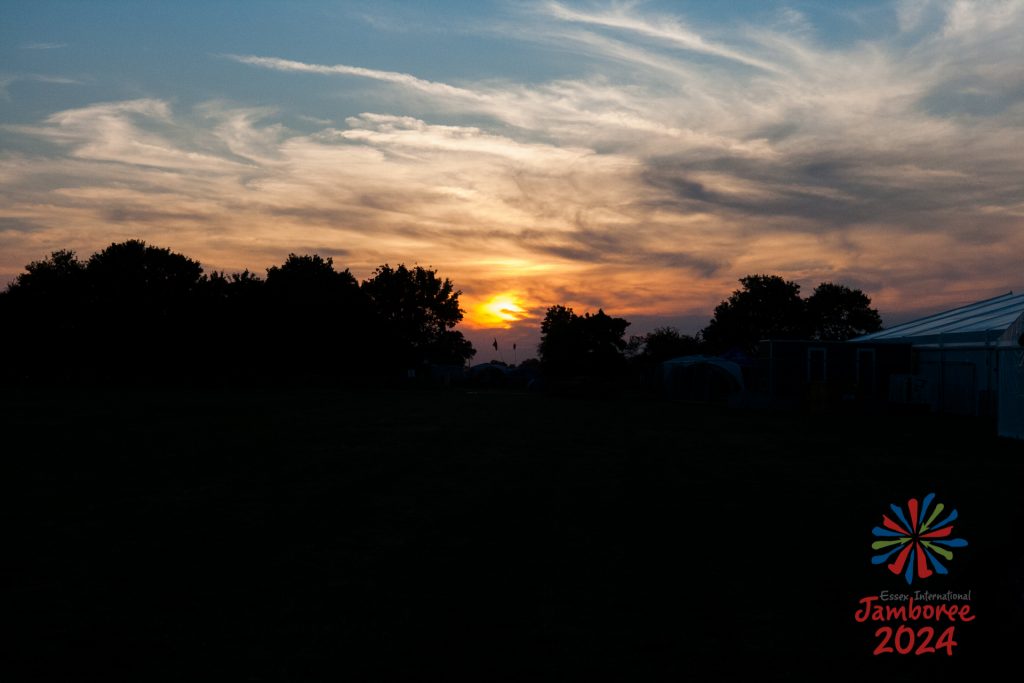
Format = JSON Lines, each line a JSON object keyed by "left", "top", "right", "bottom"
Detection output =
{"left": 223, "top": 54, "right": 482, "bottom": 101}
{"left": 0, "top": 74, "right": 81, "bottom": 99}
{"left": 540, "top": 1, "right": 781, "bottom": 73}
{"left": 20, "top": 42, "right": 68, "bottom": 50}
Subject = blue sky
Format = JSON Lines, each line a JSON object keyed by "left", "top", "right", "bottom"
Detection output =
{"left": 0, "top": 1, "right": 909, "bottom": 122}
{"left": 3, "top": 1, "right": 1023, "bottom": 357}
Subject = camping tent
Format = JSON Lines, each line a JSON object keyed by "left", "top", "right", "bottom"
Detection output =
{"left": 662, "top": 355, "right": 744, "bottom": 403}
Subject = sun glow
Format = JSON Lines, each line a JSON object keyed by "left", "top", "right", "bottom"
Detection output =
{"left": 467, "top": 293, "right": 530, "bottom": 329}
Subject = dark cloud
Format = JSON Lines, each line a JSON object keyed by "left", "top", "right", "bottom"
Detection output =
{"left": 531, "top": 243, "right": 598, "bottom": 263}
{"left": 0, "top": 217, "right": 45, "bottom": 233}
{"left": 640, "top": 147, "right": 1018, "bottom": 237}
{"left": 104, "top": 207, "right": 212, "bottom": 224}
{"left": 642, "top": 251, "right": 723, "bottom": 277}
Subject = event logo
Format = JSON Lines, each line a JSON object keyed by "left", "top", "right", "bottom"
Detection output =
{"left": 855, "top": 494, "right": 973, "bottom": 656}
{"left": 870, "top": 493, "right": 967, "bottom": 584}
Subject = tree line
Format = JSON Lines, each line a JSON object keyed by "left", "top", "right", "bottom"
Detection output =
{"left": 1, "top": 241, "right": 882, "bottom": 385}
{"left": 0, "top": 240, "right": 474, "bottom": 384}
{"left": 539, "top": 275, "right": 882, "bottom": 377}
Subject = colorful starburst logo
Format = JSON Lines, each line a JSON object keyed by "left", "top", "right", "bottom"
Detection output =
{"left": 871, "top": 493, "right": 967, "bottom": 584}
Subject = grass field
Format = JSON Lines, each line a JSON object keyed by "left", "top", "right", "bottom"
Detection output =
{"left": 9, "top": 387, "right": 1024, "bottom": 680}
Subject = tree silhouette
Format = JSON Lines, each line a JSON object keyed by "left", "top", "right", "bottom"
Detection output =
{"left": 202, "top": 269, "right": 265, "bottom": 312}
{"left": 702, "top": 275, "right": 886, "bottom": 351}
{"left": 87, "top": 240, "right": 204, "bottom": 301}
{"left": 806, "top": 282, "right": 882, "bottom": 341}
{"left": 0, "top": 250, "right": 88, "bottom": 381}
{"left": 3, "top": 249, "right": 88, "bottom": 333}
{"left": 539, "top": 305, "right": 630, "bottom": 377}
{"left": 7, "top": 249, "right": 86, "bottom": 296}
{"left": 266, "top": 254, "right": 358, "bottom": 298}
{"left": 197, "top": 269, "right": 267, "bottom": 380}
{"left": 261, "top": 254, "right": 368, "bottom": 381}
{"left": 702, "top": 275, "right": 810, "bottom": 353}
{"left": 361, "top": 264, "right": 474, "bottom": 368}
{"left": 84, "top": 240, "right": 208, "bottom": 381}
{"left": 538, "top": 305, "right": 577, "bottom": 373}
{"left": 629, "top": 326, "right": 703, "bottom": 364}
{"left": 0, "top": 243, "right": 477, "bottom": 385}
{"left": 428, "top": 330, "right": 476, "bottom": 366}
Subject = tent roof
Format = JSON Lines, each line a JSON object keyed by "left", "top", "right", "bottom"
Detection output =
{"left": 662, "top": 355, "right": 745, "bottom": 387}
{"left": 854, "top": 291, "right": 1024, "bottom": 344}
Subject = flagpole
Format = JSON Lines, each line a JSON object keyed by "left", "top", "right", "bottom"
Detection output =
{"left": 493, "top": 337, "right": 504, "bottom": 364}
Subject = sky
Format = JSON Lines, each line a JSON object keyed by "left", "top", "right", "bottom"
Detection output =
{"left": 2, "top": 1, "right": 1023, "bottom": 360}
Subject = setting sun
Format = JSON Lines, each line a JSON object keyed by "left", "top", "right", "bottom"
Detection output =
{"left": 467, "top": 293, "right": 530, "bottom": 329}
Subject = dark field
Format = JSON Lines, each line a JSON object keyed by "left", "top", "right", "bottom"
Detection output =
{"left": 9, "top": 387, "right": 1024, "bottom": 680}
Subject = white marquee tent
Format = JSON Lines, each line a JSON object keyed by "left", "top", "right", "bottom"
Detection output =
{"left": 855, "top": 292, "right": 1024, "bottom": 440}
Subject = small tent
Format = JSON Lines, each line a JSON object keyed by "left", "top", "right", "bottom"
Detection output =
{"left": 662, "top": 355, "right": 744, "bottom": 403}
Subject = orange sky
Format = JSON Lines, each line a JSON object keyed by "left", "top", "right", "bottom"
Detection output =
{"left": 3, "top": 2, "right": 1023, "bottom": 360}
